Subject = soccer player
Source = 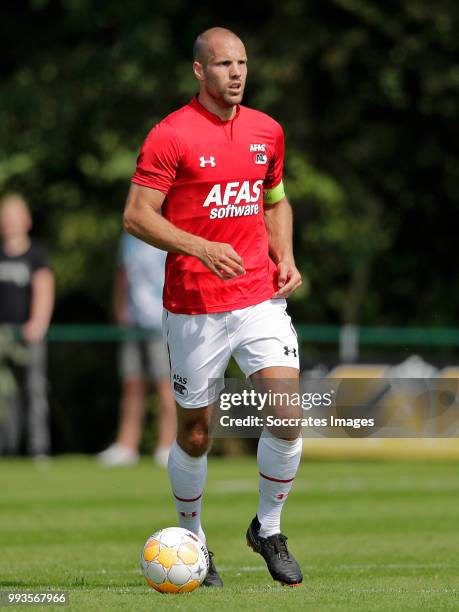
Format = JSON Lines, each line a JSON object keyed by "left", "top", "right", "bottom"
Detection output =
{"left": 124, "top": 27, "right": 303, "bottom": 587}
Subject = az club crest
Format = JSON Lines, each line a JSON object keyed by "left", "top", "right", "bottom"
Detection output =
{"left": 253, "top": 153, "right": 268, "bottom": 165}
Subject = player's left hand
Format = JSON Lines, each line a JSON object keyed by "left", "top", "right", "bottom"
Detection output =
{"left": 274, "top": 260, "right": 302, "bottom": 298}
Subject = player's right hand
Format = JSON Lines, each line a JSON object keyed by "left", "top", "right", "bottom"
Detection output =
{"left": 199, "top": 241, "right": 245, "bottom": 280}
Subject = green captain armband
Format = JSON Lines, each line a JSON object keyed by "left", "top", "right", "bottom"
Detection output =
{"left": 263, "top": 181, "right": 285, "bottom": 205}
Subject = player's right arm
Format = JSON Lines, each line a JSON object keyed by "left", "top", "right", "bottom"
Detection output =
{"left": 123, "top": 183, "right": 245, "bottom": 280}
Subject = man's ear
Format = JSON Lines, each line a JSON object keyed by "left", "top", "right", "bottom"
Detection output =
{"left": 193, "top": 61, "right": 204, "bottom": 81}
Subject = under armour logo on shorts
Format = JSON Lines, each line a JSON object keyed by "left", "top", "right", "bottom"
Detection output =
{"left": 283, "top": 346, "right": 297, "bottom": 357}
{"left": 199, "top": 156, "right": 216, "bottom": 167}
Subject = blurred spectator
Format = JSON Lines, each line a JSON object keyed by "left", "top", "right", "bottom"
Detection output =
{"left": 97, "top": 232, "right": 176, "bottom": 467}
{"left": 0, "top": 193, "right": 54, "bottom": 458}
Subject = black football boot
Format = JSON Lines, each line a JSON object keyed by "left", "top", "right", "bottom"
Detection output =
{"left": 202, "top": 550, "right": 223, "bottom": 587}
{"left": 246, "top": 515, "right": 303, "bottom": 586}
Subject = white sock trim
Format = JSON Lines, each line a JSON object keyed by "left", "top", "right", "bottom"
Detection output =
{"left": 261, "top": 432, "right": 303, "bottom": 458}
{"left": 169, "top": 440, "right": 207, "bottom": 468}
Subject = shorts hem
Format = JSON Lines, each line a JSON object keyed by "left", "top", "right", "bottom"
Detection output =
{"left": 244, "top": 361, "right": 300, "bottom": 379}
{"left": 173, "top": 395, "right": 219, "bottom": 409}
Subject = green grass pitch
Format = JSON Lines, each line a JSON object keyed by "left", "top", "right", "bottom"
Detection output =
{"left": 1, "top": 456, "right": 458, "bottom": 611}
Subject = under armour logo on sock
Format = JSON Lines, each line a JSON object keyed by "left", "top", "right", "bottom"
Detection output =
{"left": 180, "top": 511, "right": 198, "bottom": 517}
{"left": 275, "top": 492, "right": 289, "bottom": 500}
{"left": 283, "top": 346, "right": 297, "bottom": 357}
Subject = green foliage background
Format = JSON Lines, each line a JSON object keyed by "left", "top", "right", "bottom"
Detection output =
{"left": 1, "top": 0, "right": 458, "bottom": 325}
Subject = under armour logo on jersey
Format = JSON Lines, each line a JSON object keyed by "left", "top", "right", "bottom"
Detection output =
{"left": 284, "top": 346, "right": 297, "bottom": 357}
{"left": 199, "top": 156, "right": 216, "bottom": 167}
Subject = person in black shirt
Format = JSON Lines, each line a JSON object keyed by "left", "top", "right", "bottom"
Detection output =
{"left": 0, "top": 193, "right": 54, "bottom": 457}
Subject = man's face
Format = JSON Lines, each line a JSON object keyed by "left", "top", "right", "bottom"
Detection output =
{"left": 197, "top": 37, "right": 247, "bottom": 107}
{"left": 0, "top": 200, "right": 31, "bottom": 239}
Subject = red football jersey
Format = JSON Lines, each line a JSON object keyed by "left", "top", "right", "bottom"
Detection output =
{"left": 132, "top": 97, "right": 285, "bottom": 314}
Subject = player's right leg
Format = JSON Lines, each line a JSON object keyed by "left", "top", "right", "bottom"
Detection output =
{"left": 163, "top": 309, "right": 230, "bottom": 587}
{"left": 168, "top": 404, "right": 222, "bottom": 586}
{"left": 169, "top": 404, "right": 211, "bottom": 543}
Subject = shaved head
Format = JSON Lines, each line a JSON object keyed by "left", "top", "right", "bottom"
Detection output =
{"left": 193, "top": 27, "right": 244, "bottom": 65}
{"left": 192, "top": 27, "right": 248, "bottom": 117}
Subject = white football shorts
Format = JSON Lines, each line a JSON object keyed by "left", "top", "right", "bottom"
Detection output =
{"left": 162, "top": 298, "right": 299, "bottom": 408}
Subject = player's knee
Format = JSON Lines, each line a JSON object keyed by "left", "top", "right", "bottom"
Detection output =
{"left": 179, "top": 424, "right": 209, "bottom": 457}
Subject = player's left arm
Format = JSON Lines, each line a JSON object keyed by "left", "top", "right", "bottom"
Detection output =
{"left": 264, "top": 195, "right": 302, "bottom": 298}
{"left": 263, "top": 122, "right": 301, "bottom": 297}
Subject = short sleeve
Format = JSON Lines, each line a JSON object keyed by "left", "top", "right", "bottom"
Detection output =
{"left": 264, "top": 122, "right": 285, "bottom": 190}
{"left": 30, "top": 243, "right": 49, "bottom": 272}
{"left": 131, "top": 121, "right": 181, "bottom": 194}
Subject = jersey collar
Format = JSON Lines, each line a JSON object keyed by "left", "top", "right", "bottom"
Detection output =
{"left": 190, "top": 96, "right": 240, "bottom": 125}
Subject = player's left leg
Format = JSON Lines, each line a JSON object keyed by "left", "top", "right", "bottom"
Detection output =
{"left": 232, "top": 299, "right": 303, "bottom": 585}
{"left": 247, "top": 366, "right": 303, "bottom": 586}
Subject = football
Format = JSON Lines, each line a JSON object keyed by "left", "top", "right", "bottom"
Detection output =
{"left": 140, "top": 527, "right": 209, "bottom": 593}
